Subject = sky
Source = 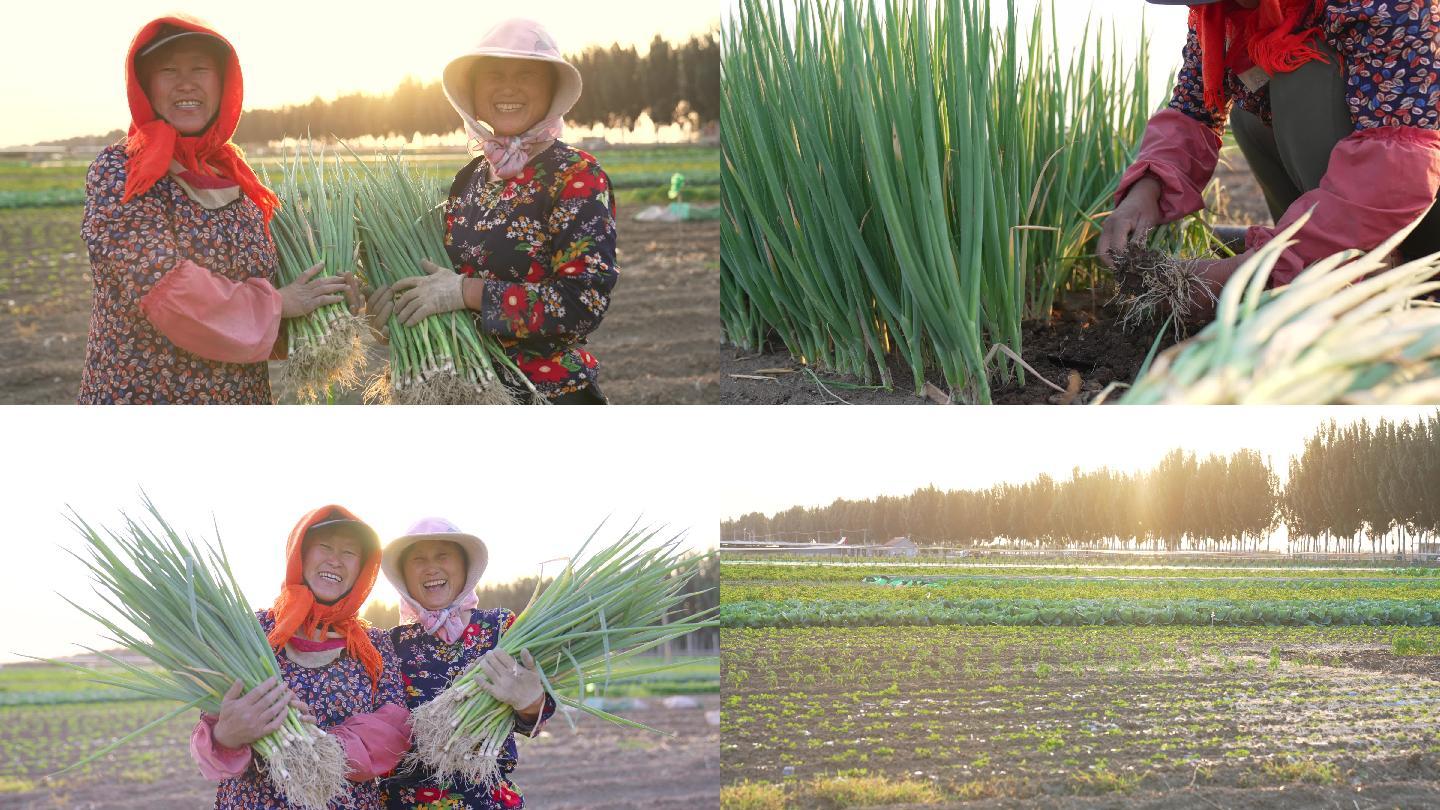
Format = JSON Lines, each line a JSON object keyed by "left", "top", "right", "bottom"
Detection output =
{"left": 0, "top": 1, "right": 719, "bottom": 146}
{"left": 0, "top": 407, "right": 720, "bottom": 663}
{"left": 719, "top": 407, "right": 1438, "bottom": 520}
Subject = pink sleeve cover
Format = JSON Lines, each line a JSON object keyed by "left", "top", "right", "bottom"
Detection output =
{"left": 1244, "top": 127, "right": 1440, "bottom": 286}
{"left": 328, "top": 703, "right": 412, "bottom": 781}
{"left": 190, "top": 713, "right": 253, "bottom": 780}
{"left": 138, "top": 259, "right": 282, "bottom": 364}
{"left": 1115, "top": 108, "right": 1223, "bottom": 224}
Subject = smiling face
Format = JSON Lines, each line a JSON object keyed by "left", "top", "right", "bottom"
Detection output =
{"left": 302, "top": 528, "right": 367, "bottom": 605}
{"left": 141, "top": 39, "right": 224, "bottom": 136}
{"left": 401, "top": 539, "right": 469, "bottom": 611}
{"left": 470, "top": 57, "right": 556, "bottom": 137}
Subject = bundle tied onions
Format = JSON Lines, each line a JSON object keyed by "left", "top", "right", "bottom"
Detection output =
{"left": 265, "top": 141, "right": 368, "bottom": 402}
{"left": 1122, "top": 209, "right": 1440, "bottom": 404}
{"left": 41, "top": 496, "right": 345, "bottom": 810}
{"left": 349, "top": 149, "right": 541, "bottom": 405}
{"left": 408, "top": 524, "right": 718, "bottom": 786}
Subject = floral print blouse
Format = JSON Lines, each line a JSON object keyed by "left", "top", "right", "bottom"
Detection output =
{"left": 213, "top": 610, "right": 408, "bottom": 810}
{"left": 444, "top": 142, "right": 619, "bottom": 400}
{"left": 380, "top": 608, "right": 557, "bottom": 810}
{"left": 1169, "top": 2, "right": 1440, "bottom": 135}
{"left": 79, "top": 144, "right": 278, "bottom": 404}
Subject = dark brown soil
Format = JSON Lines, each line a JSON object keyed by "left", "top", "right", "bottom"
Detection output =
{"left": 719, "top": 293, "right": 1179, "bottom": 406}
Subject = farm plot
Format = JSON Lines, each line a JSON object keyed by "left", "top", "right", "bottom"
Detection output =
{"left": 0, "top": 664, "right": 720, "bottom": 809}
{"left": 0, "top": 145, "right": 720, "bottom": 404}
{"left": 720, "top": 559, "right": 1440, "bottom": 808}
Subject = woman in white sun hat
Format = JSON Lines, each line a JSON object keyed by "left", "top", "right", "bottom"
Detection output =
{"left": 368, "top": 19, "right": 619, "bottom": 405}
{"left": 378, "top": 518, "right": 555, "bottom": 809}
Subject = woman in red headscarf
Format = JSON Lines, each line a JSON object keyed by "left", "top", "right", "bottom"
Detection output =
{"left": 79, "top": 15, "right": 353, "bottom": 404}
{"left": 1099, "top": 0, "right": 1440, "bottom": 295}
{"left": 188, "top": 506, "right": 411, "bottom": 809}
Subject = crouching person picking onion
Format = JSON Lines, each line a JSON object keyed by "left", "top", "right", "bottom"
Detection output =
{"left": 189, "top": 507, "right": 411, "bottom": 808}
{"left": 378, "top": 519, "right": 555, "bottom": 809}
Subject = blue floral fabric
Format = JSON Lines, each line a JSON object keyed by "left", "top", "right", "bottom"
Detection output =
{"left": 380, "top": 608, "right": 557, "bottom": 810}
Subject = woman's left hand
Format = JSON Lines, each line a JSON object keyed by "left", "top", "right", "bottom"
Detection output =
{"left": 391, "top": 259, "right": 468, "bottom": 327}
{"left": 474, "top": 649, "right": 545, "bottom": 716}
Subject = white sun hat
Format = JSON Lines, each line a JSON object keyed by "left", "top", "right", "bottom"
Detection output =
{"left": 442, "top": 18, "right": 584, "bottom": 136}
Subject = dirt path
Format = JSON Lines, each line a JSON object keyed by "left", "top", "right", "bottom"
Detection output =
{"left": 0, "top": 209, "right": 719, "bottom": 405}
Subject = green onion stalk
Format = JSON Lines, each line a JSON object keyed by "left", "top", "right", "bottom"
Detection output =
{"left": 349, "top": 149, "right": 541, "bottom": 405}
{"left": 1121, "top": 210, "right": 1440, "bottom": 404}
{"left": 408, "top": 524, "right": 718, "bottom": 786}
{"left": 264, "top": 141, "right": 367, "bottom": 402}
{"left": 40, "top": 495, "right": 346, "bottom": 809}
{"left": 721, "top": 0, "right": 1209, "bottom": 401}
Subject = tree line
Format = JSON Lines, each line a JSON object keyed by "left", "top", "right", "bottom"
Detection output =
{"left": 723, "top": 413, "right": 1440, "bottom": 556}
{"left": 233, "top": 32, "right": 718, "bottom": 144}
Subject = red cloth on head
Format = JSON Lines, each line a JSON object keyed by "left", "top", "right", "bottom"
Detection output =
{"left": 1192, "top": 0, "right": 1328, "bottom": 113}
{"left": 122, "top": 15, "right": 279, "bottom": 222}
{"left": 267, "top": 506, "right": 384, "bottom": 693}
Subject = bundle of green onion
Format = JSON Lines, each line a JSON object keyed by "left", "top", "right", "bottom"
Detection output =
{"left": 349, "top": 150, "right": 539, "bottom": 405}
{"left": 264, "top": 141, "right": 367, "bottom": 402}
{"left": 409, "top": 525, "right": 717, "bottom": 786}
{"left": 46, "top": 497, "right": 345, "bottom": 809}
{"left": 1122, "top": 211, "right": 1440, "bottom": 404}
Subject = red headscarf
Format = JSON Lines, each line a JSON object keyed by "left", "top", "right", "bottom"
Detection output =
{"left": 1192, "top": 0, "right": 1329, "bottom": 113}
{"left": 267, "top": 505, "right": 384, "bottom": 692}
{"left": 123, "top": 15, "right": 279, "bottom": 221}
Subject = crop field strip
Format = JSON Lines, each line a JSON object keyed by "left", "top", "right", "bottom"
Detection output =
{"left": 0, "top": 146, "right": 720, "bottom": 209}
{"left": 722, "top": 625, "right": 1440, "bottom": 800}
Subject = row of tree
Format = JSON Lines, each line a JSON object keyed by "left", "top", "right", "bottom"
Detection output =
{"left": 232, "top": 33, "right": 718, "bottom": 144}
{"left": 723, "top": 413, "right": 1440, "bottom": 556}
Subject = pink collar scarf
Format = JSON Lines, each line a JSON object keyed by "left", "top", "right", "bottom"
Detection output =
{"left": 398, "top": 590, "right": 480, "bottom": 643}
{"left": 471, "top": 116, "right": 563, "bottom": 180}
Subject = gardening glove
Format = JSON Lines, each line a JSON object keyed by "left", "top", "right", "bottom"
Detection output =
{"left": 391, "top": 259, "right": 468, "bottom": 327}
{"left": 365, "top": 283, "right": 396, "bottom": 343}
{"left": 1098, "top": 176, "right": 1163, "bottom": 269}
{"left": 474, "top": 649, "right": 545, "bottom": 714}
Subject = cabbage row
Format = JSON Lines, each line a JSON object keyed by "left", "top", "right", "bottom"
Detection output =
{"left": 721, "top": 598, "right": 1440, "bottom": 628}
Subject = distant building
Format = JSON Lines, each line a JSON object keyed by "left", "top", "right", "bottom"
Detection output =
{"left": 881, "top": 537, "right": 918, "bottom": 557}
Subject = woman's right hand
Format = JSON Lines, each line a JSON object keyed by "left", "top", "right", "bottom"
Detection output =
{"left": 1098, "top": 176, "right": 1163, "bottom": 269}
{"left": 212, "top": 677, "right": 294, "bottom": 750}
{"left": 279, "top": 262, "right": 349, "bottom": 318}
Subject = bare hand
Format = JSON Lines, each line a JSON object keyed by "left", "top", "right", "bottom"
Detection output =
{"left": 212, "top": 677, "right": 294, "bottom": 750}
{"left": 1186, "top": 254, "right": 1245, "bottom": 315}
{"left": 1098, "top": 176, "right": 1163, "bottom": 269}
{"left": 342, "top": 273, "right": 363, "bottom": 315}
{"left": 279, "top": 262, "right": 349, "bottom": 318}
{"left": 364, "top": 282, "right": 395, "bottom": 344}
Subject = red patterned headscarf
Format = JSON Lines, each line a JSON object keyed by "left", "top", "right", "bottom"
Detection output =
{"left": 1193, "top": 0, "right": 1329, "bottom": 113}
{"left": 122, "top": 15, "right": 279, "bottom": 221}
{"left": 267, "top": 505, "right": 385, "bottom": 692}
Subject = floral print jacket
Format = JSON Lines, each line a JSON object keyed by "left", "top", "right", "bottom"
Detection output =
{"left": 1118, "top": 1, "right": 1440, "bottom": 283}
{"left": 380, "top": 608, "right": 557, "bottom": 810}
{"left": 79, "top": 144, "right": 281, "bottom": 403}
{"left": 444, "top": 142, "right": 619, "bottom": 400}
